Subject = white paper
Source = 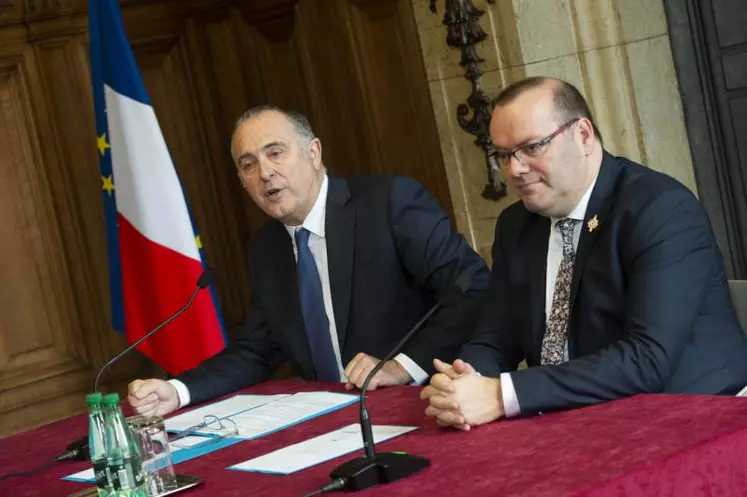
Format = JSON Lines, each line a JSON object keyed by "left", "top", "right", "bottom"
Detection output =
{"left": 738, "top": 385, "right": 747, "bottom": 397}
{"left": 230, "top": 424, "right": 418, "bottom": 474}
{"left": 65, "top": 467, "right": 95, "bottom": 482}
{"left": 168, "top": 435, "right": 212, "bottom": 450}
{"left": 165, "top": 394, "right": 290, "bottom": 432}
{"left": 226, "top": 391, "right": 358, "bottom": 440}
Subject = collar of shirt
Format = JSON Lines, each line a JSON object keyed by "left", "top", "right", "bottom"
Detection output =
{"left": 551, "top": 173, "right": 599, "bottom": 226}
{"left": 284, "top": 174, "right": 329, "bottom": 240}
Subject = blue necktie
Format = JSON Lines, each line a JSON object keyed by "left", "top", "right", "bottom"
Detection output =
{"left": 295, "top": 228, "right": 339, "bottom": 381}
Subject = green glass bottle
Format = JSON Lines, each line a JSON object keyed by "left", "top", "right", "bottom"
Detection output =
{"left": 87, "top": 392, "right": 113, "bottom": 497}
{"left": 101, "top": 393, "right": 146, "bottom": 497}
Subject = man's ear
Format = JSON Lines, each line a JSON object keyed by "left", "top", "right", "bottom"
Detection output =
{"left": 578, "top": 118, "right": 595, "bottom": 155}
{"left": 308, "top": 137, "right": 322, "bottom": 168}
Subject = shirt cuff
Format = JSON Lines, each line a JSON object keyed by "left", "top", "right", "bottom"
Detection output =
{"left": 500, "top": 372, "right": 521, "bottom": 418}
{"left": 168, "top": 379, "right": 191, "bottom": 408}
{"left": 393, "top": 353, "right": 429, "bottom": 385}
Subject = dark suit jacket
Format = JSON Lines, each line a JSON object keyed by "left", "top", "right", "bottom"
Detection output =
{"left": 178, "top": 175, "right": 490, "bottom": 404}
{"left": 460, "top": 152, "right": 747, "bottom": 415}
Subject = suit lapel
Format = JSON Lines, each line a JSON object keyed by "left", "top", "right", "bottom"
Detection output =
{"left": 267, "top": 223, "right": 315, "bottom": 377}
{"left": 569, "top": 152, "right": 622, "bottom": 311}
{"left": 527, "top": 215, "right": 551, "bottom": 357}
{"left": 325, "top": 176, "right": 355, "bottom": 355}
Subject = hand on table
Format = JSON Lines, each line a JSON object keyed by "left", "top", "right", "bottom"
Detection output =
{"left": 127, "top": 378, "right": 180, "bottom": 417}
{"left": 344, "top": 353, "right": 413, "bottom": 391}
{"left": 420, "top": 358, "right": 504, "bottom": 431}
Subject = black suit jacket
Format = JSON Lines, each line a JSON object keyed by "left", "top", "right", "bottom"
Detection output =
{"left": 460, "top": 152, "right": 747, "bottom": 415}
{"left": 178, "top": 175, "right": 490, "bottom": 404}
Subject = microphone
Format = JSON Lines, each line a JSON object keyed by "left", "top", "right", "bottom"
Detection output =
{"left": 63, "top": 437, "right": 91, "bottom": 462}
{"left": 93, "top": 267, "right": 216, "bottom": 392}
{"left": 65, "top": 269, "right": 216, "bottom": 462}
{"left": 322, "top": 267, "right": 477, "bottom": 493}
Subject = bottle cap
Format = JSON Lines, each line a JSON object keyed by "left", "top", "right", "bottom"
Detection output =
{"left": 86, "top": 392, "right": 102, "bottom": 407}
{"left": 102, "top": 393, "right": 121, "bottom": 407}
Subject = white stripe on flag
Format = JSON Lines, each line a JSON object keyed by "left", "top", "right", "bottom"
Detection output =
{"left": 104, "top": 85, "right": 200, "bottom": 262}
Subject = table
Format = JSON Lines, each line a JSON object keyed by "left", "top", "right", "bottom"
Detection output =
{"left": 2, "top": 380, "right": 747, "bottom": 496}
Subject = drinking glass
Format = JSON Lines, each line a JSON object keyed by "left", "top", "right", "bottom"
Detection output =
{"left": 128, "top": 415, "right": 177, "bottom": 496}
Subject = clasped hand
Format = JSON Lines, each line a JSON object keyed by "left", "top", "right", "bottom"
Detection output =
{"left": 420, "top": 358, "right": 504, "bottom": 430}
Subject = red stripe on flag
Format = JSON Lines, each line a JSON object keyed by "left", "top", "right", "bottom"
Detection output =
{"left": 118, "top": 214, "right": 225, "bottom": 375}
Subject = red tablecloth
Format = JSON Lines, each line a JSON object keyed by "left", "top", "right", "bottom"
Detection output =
{"left": 2, "top": 380, "right": 747, "bottom": 496}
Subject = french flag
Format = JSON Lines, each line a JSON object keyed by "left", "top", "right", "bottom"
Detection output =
{"left": 89, "top": 0, "right": 227, "bottom": 375}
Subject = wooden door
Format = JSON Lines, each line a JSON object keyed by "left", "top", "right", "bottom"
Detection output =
{"left": 666, "top": 0, "right": 747, "bottom": 278}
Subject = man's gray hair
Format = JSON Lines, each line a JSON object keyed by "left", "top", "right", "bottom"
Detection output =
{"left": 232, "top": 105, "right": 316, "bottom": 148}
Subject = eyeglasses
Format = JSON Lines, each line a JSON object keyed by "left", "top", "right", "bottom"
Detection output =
{"left": 494, "top": 118, "right": 580, "bottom": 168}
{"left": 169, "top": 415, "right": 239, "bottom": 449}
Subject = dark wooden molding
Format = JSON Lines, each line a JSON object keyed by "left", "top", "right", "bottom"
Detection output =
{"left": 237, "top": 0, "right": 298, "bottom": 23}
{"left": 24, "top": 0, "right": 69, "bottom": 13}
{"left": 347, "top": 0, "right": 397, "bottom": 16}
{"left": 663, "top": 0, "right": 747, "bottom": 279}
{"left": 348, "top": 0, "right": 397, "bottom": 6}
{"left": 237, "top": 0, "right": 298, "bottom": 41}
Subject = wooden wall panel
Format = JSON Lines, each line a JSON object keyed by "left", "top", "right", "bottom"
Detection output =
{"left": 0, "top": 43, "right": 96, "bottom": 434}
{"left": 346, "top": 0, "right": 452, "bottom": 214}
{"left": 250, "top": 10, "right": 310, "bottom": 112}
{"left": 188, "top": 12, "right": 272, "bottom": 280}
{"left": 0, "top": 0, "right": 453, "bottom": 434}
{"left": 33, "top": 36, "right": 115, "bottom": 356}
{"left": 293, "top": 0, "right": 375, "bottom": 177}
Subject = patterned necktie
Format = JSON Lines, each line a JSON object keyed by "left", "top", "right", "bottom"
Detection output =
{"left": 541, "top": 218, "right": 580, "bottom": 365}
{"left": 295, "top": 228, "right": 339, "bottom": 381}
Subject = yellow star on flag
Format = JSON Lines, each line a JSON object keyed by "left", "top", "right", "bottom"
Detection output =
{"left": 195, "top": 235, "right": 203, "bottom": 250}
{"left": 101, "top": 174, "right": 115, "bottom": 197}
{"left": 97, "top": 133, "right": 111, "bottom": 156}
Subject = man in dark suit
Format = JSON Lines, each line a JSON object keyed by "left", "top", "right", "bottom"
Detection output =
{"left": 128, "top": 105, "right": 489, "bottom": 416}
{"left": 421, "top": 77, "right": 747, "bottom": 429}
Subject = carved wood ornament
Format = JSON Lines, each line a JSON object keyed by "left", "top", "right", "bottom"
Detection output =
{"left": 430, "top": 0, "right": 506, "bottom": 200}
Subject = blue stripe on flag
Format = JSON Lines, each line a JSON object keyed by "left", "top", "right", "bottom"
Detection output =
{"left": 89, "top": 0, "right": 124, "bottom": 332}
{"left": 200, "top": 249, "right": 231, "bottom": 346}
{"left": 90, "top": 0, "right": 150, "bottom": 105}
{"left": 186, "top": 202, "right": 230, "bottom": 345}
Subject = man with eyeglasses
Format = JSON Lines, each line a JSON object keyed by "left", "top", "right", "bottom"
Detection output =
{"left": 421, "top": 76, "right": 747, "bottom": 429}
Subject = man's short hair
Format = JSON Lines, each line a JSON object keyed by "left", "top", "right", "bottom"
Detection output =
{"left": 233, "top": 105, "right": 316, "bottom": 148}
{"left": 492, "top": 77, "right": 603, "bottom": 145}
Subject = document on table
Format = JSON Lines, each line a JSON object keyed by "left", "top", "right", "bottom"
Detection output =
{"left": 64, "top": 391, "right": 358, "bottom": 482}
{"left": 225, "top": 391, "right": 359, "bottom": 440}
{"left": 230, "top": 424, "right": 418, "bottom": 474}
{"left": 165, "top": 394, "right": 290, "bottom": 432}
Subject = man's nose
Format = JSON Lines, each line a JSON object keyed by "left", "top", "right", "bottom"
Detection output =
{"left": 506, "top": 152, "right": 529, "bottom": 179}
{"left": 258, "top": 159, "right": 274, "bottom": 180}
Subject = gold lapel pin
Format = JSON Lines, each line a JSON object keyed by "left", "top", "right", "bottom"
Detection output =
{"left": 587, "top": 215, "right": 599, "bottom": 232}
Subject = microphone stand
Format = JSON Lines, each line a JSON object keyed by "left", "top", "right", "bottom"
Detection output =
{"left": 327, "top": 299, "right": 455, "bottom": 491}
{"left": 65, "top": 269, "right": 215, "bottom": 461}
{"left": 92, "top": 285, "right": 201, "bottom": 393}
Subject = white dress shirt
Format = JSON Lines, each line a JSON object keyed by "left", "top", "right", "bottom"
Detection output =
{"left": 170, "top": 175, "right": 427, "bottom": 408}
{"left": 500, "top": 175, "right": 598, "bottom": 417}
